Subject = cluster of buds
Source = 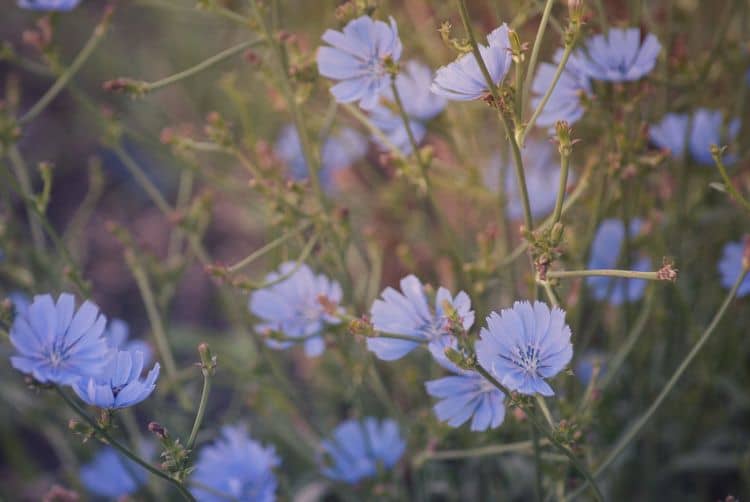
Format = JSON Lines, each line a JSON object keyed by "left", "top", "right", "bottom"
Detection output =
{"left": 348, "top": 315, "right": 375, "bottom": 337}
{"left": 443, "top": 347, "right": 476, "bottom": 372}
{"left": 438, "top": 21, "right": 472, "bottom": 54}
{"left": 528, "top": 222, "right": 565, "bottom": 281}
{"left": 148, "top": 422, "right": 192, "bottom": 482}
{"left": 197, "top": 343, "right": 217, "bottom": 378}
{"left": 204, "top": 111, "right": 234, "bottom": 149}
{"left": 554, "top": 419, "right": 583, "bottom": 450}
{"left": 334, "top": 0, "right": 376, "bottom": 25}
{"left": 508, "top": 30, "right": 528, "bottom": 65}
{"left": 102, "top": 78, "right": 149, "bottom": 97}
{"left": 657, "top": 260, "right": 679, "bottom": 282}
{"left": 555, "top": 120, "right": 579, "bottom": 157}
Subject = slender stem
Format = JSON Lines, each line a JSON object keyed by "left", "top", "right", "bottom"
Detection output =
{"left": 227, "top": 221, "right": 312, "bottom": 273}
{"left": 547, "top": 269, "right": 663, "bottom": 280}
{"left": 531, "top": 419, "right": 544, "bottom": 502}
{"left": 112, "top": 145, "right": 174, "bottom": 217}
{"left": 54, "top": 387, "right": 196, "bottom": 502}
{"left": 343, "top": 103, "right": 406, "bottom": 161}
{"left": 566, "top": 267, "right": 750, "bottom": 500}
{"left": 551, "top": 147, "right": 571, "bottom": 225}
{"left": 523, "top": 0, "right": 556, "bottom": 109}
{"left": 712, "top": 150, "right": 750, "bottom": 212}
{"left": 389, "top": 77, "right": 430, "bottom": 190}
{"left": 541, "top": 281, "right": 561, "bottom": 308}
{"left": 186, "top": 373, "right": 212, "bottom": 451}
{"left": 535, "top": 395, "right": 555, "bottom": 428}
{"left": 19, "top": 11, "right": 111, "bottom": 125}
{"left": 593, "top": 0, "right": 609, "bottom": 30}
{"left": 7, "top": 146, "right": 45, "bottom": 250}
{"left": 413, "top": 440, "right": 540, "bottom": 467}
{"left": 142, "top": 39, "right": 263, "bottom": 93}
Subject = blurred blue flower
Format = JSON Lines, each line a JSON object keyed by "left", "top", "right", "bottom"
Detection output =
{"left": 249, "top": 262, "right": 343, "bottom": 357}
{"left": 367, "top": 275, "right": 474, "bottom": 361}
{"left": 320, "top": 417, "right": 405, "bottom": 483}
{"left": 530, "top": 49, "right": 592, "bottom": 128}
{"left": 105, "top": 318, "right": 153, "bottom": 365}
{"left": 275, "top": 125, "right": 367, "bottom": 191}
{"left": 649, "top": 113, "right": 689, "bottom": 159}
{"left": 192, "top": 424, "right": 280, "bottom": 502}
{"left": 476, "top": 301, "right": 573, "bottom": 396}
{"left": 80, "top": 446, "right": 151, "bottom": 498}
{"left": 578, "top": 28, "right": 661, "bottom": 82}
{"left": 370, "top": 61, "right": 445, "bottom": 154}
{"left": 484, "top": 139, "right": 573, "bottom": 220}
{"left": 587, "top": 219, "right": 651, "bottom": 304}
{"left": 73, "top": 349, "right": 160, "bottom": 409}
{"left": 688, "top": 108, "right": 741, "bottom": 165}
{"left": 10, "top": 293, "right": 111, "bottom": 385}
{"left": 575, "top": 351, "right": 607, "bottom": 386}
{"left": 317, "top": 15, "right": 402, "bottom": 110}
{"left": 17, "top": 0, "right": 80, "bottom": 10}
{"left": 431, "top": 24, "right": 512, "bottom": 101}
{"left": 718, "top": 240, "right": 750, "bottom": 297}
{"left": 9, "top": 292, "right": 31, "bottom": 318}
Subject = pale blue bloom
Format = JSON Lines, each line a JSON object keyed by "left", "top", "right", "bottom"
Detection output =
{"left": 74, "top": 349, "right": 160, "bottom": 409}
{"left": 275, "top": 125, "right": 367, "bottom": 191}
{"left": 249, "top": 262, "right": 343, "bottom": 357}
{"left": 105, "top": 318, "right": 153, "bottom": 365}
{"left": 317, "top": 15, "right": 403, "bottom": 110}
{"left": 649, "top": 113, "right": 690, "bottom": 159}
{"left": 575, "top": 351, "right": 607, "bottom": 386}
{"left": 531, "top": 49, "right": 592, "bottom": 128}
{"left": 18, "top": 0, "right": 80, "bottom": 10}
{"left": 320, "top": 417, "right": 405, "bottom": 483}
{"left": 688, "top": 109, "right": 741, "bottom": 165}
{"left": 370, "top": 61, "right": 445, "bottom": 154}
{"left": 9, "top": 292, "right": 31, "bottom": 318}
{"left": 578, "top": 28, "right": 661, "bottom": 82}
{"left": 192, "top": 425, "right": 280, "bottom": 502}
{"left": 367, "top": 275, "right": 474, "bottom": 361}
{"left": 476, "top": 301, "right": 573, "bottom": 396}
{"left": 484, "top": 139, "right": 573, "bottom": 220}
{"left": 10, "top": 293, "right": 111, "bottom": 385}
{"left": 431, "top": 24, "right": 512, "bottom": 101}
{"left": 718, "top": 240, "right": 750, "bottom": 297}
{"left": 587, "top": 219, "right": 651, "bottom": 304}
{"left": 80, "top": 446, "right": 151, "bottom": 498}
{"left": 425, "top": 338, "right": 505, "bottom": 431}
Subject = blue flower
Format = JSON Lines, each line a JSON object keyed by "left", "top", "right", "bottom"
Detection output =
{"left": 80, "top": 446, "right": 151, "bottom": 498}
{"left": 9, "top": 292, "right": 31, "bottom": 318}
{"left": 718, "top": 240, "right": 750, "bottom": 297}
{"left": 10, "top": 293, "right": 111, "bottom": 385}
{"left": 192, "top": 425, "right": 280, "bottom": 502}
{"left": 320, "top": 417, "right": 405, "bottom": 484}
{"left": 370, "top": 61, "right": 445, "bottom": 154}
{"left": 73, "top": 349, "right": 160, "bottom": 409}
{"left": 249, "top": 262, "right": 343, "bottom": 357}
{"left": 275, "top": 125, "right": 367, "bottom": 191}
{"left": 367, "top": 275, "right": 474, "bottom": 361}
{"left": 649, "top": 113, "right": 689, "bottom": 159}
{"left": 431, "top": 24, "right": 512, "bottom": 101}
{"left": 105, "top": 318, "right": 153, "bottom": 365}
{"left": 484, "top": 139, "right": 573, "bottom": 220}
{"left": 587, "top": 219, "right": 651, "bottom": 304}
{"left": 317, "top": 15, "right": 403, "bottom": 110}
{"left": 17, "top": 0, "right": 80, "bottom": 10}
{"left": 575, "top": 351, "right": 607, "bottom": 386}
{"left": 577, "top": 28, "right": 661, "bottom": 82}
{"left": 475, "top": 301, "right": 573, "bottom": 396}
{"left": 530, "top": 49, "right": 592, "bottom": 128}
{"left": 688, "top": 108, "right": 741, "bottom": 166}
{"left": 425, "top": 338, "right": 506, "bottom": 431}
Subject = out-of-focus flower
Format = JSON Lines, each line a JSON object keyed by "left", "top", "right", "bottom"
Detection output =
{"left": 249, "top": 262, "right": 343, "bottom": 357}
{"left": 320, "top": 417, "right": 405, "bottom": 483}
{"left": 370, "top": 61, "right": 445, "bottom": 154}
{"left": 105, "top": 318, "right": 153, "bottom": 365}
{"left": 577, "top": 28, "right": 661, "bottom": 82}
{"left": 484, "top": 139, "right": 573, "bottom": 220}
{"left": 431, "top": 24, "right": 512, "bottom": 101}
{"left": 649, "top": 113, "right": 689, "bottom": 159}
{"left": 17, "top": 0, "right": 80, "bottom": 11}
{"left": 367, "top": 275, "right": 474, "bottom": 361}
{"left": 73, "top": 349, "right": 160, "bottom": 409}
{"left": 476, "top": 301, "right": 573, "bottom": 396}
{"left": 10, "top": 293, "right": 111, "bottom": 385}
{"left": 718, "top": 240, "right": 750, "bottom": 297}
{"left": 275, "top": 125, "right": 367, "bottom": 191}
{"left": 530, "top": 49, "right": 592, "bottom": 128}
{"left": 9, "top": 292, "right": 31, "bottom": 318}
{"left": 575, "top": 351, "right": 607, "bottom": 386}
{"left": 317, "top": 15, "right": 402, "bottom": 110}
{"left": 587, "top": 219, "right": 651, "bottom": 304}
{"left": 688, "top": 109, "right": 741, "bottom": 165}
{"left": 192, "top": 425, "right": 280, "bottom": 502}
{"left": 80, "top": 446, "right": 151, "bottom": 498}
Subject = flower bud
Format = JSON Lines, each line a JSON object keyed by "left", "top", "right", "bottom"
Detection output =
{"left": 198, "top": 343, "right": 217, "bottom": 376}
{"left": 148, "top": 421, "right": 169, "bottom": 440}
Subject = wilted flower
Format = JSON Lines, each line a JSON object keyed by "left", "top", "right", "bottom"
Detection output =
{"left": 431, "top": 24, "right": 512, "bottom": 101}
{"left": 191, "top": 425, "right": 280, "bottom": 502}
{"left": 475, "top": 301, "right": 573, "bottom": 396}
{"left": 367, "top": 275, "right": 474, "bottom": 361}
{"left": 370, "top": 61, "right": 445, "bottom": 154}
{"left": 530, "top": 49, "right": 592, "bottom": 128}
{"left": 317, "top": 15, "right": 403, "bottom": 110}
{"left": 320, "top": 417, "right": 405, "bottom": 483}
{"left": 577, "top": 28, "right": 661, "bottom": 82}
{"left": 275, "top": 125, "right": 367, "bottom": 191}
{"left": 79, "top": 446, "right": 151, "bottom": 498}
{"left": 587, "top": 219, "right": 651, "bottom": 304}
{"left": 17, "top": 0, "right": 80, "bottom": 10}
{"left": 249, "top": 262, "right": 343, "bottom": 357}
{"left": 718, "top": 240, "right": 750, "bottom": 297}
{"left": 105, "top": 318, "right": 153, "bottom": 365}
{"left": 10, "top": 293, "right": 111, "bottom": 385}
{"left": 688, "top": 109, "right": 741, "bottom": 165}
{"left": 73, "top": 349, "right": 160, "bottom": 409}
{"left": 484, "top": 139, "right": 573, "bottom": 220}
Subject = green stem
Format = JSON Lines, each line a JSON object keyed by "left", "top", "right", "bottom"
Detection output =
{"left": 531, "top": 419, "right": 544, "bottom": 502}
{"left": 412, "top": 440, "right": 540, "bottom": 467}
{"left": 712, "top": 149, "right": 750, "bottom": 212}
{"left": 227, "top": 221, "right": 312, "bottom": 273}
{"left": 389, "top": 77, "right": 430, "bottom": 190}
{"left": 547, "top": 269, "right": 663, "bottom": 280}
{"left": 551, "top": 147, "right": 571, "bottom": 225}
{"left": 186, "top": 372, "right": 212, "bottom": 451}
{"left": 54, "top": 387, "right": 196, "bottom": 502}
{"left": 112, "top": 145, "right": 173, "bottom": 217}
{"left": 7, "top": 146, "right": 45, "bottom": 250}
{"left": 523, "top": 0, "right": 556, "bottom": 110}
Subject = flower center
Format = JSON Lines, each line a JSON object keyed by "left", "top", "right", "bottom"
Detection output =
{"left": 514, "top": 344, "right": 540, "bottom": 375}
